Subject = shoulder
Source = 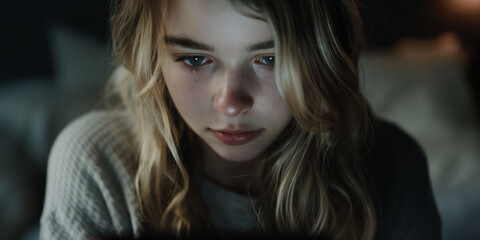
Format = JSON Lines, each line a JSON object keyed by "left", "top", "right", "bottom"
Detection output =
{"left": 51, "top": 110, "right": 135, "bottom": 158}
{"left": 41, "top": 110, "right": 141, "bottom": 239}
{"left": 365, "top": 118, "right": 442, "bottom": 239}
{"left": 368, "top": 119, "right": 426, "bottom": 174}
{"left": 363, "top": 119, "right": 428, "bottom": 193}
{"left": 47, "top": 110, "right": 138, "bottom": 185}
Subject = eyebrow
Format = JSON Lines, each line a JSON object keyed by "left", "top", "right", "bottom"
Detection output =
{"left": 247, "top": 40, "right": 274, "bottom": 52}
{"left": 164, "top": 35, "right": 274, "bottom": 52}
{"left": 164, "top": 36, "right": 214, "bottom": 51}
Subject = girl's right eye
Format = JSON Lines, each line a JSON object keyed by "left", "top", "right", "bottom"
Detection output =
{"left": 173, "top": 56, "right": 213, "bottom": 73}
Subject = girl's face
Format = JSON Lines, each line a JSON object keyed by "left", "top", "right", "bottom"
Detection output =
{"left": 162, "top": 0, "right": 292, "bottom": 163}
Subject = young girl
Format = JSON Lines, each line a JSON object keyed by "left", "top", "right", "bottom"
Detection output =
{"left": 40, "top": 0, "right": 441, "bottom": 239}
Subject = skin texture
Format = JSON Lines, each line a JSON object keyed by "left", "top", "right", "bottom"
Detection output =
{"left": 162, "top": 0, "right": 292, "bottom": 192}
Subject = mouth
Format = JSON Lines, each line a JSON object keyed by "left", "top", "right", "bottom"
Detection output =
{"left": 208, "top": 128, "right": 264, "bottom": 146}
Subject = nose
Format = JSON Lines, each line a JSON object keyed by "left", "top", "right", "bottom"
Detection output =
{"left": 213, "top": 70, "right": 253, "bottom": 117}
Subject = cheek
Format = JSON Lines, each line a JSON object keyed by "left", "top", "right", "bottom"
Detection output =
{"left": 271, "top": 94, "right": 292, "bottom": 126}
{"left": 259, "top": 77, "right": 292, "bottom": 125}
{"left": 162, "top": 64, "right": 209, "bottom": 126}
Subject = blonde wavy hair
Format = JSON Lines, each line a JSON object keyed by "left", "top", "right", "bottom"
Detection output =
{"left": 109, "top": 0, "right": 377, "bottom": 239}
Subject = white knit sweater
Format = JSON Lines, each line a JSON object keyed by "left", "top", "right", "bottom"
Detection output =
{"left": 40, "top": 110, "right": 442, "bottom": 239}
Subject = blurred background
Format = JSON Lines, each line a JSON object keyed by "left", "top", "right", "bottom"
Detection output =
{"left": 0, "top": 0, "right": 478, "bottom": 239}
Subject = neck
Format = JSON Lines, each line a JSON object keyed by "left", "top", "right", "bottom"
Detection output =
{"left": 198, "top": 140, "right": 260, "bottom": 196}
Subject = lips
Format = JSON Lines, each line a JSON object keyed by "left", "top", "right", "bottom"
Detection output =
{"left": 210, "top": 129, "right": 264, "bottom": 146}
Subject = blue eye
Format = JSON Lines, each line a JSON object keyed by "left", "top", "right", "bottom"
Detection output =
{"left": 183, "top": 56, "right": 207, "bottom": 66}
{"left": 173, "top": 55, "right": 213, "bottom": 73}
{"left": 256, "top": 56, "right": 275, "bottom": 66}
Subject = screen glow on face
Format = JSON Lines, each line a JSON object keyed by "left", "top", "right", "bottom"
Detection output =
{"left": 162, "top": 0, "right": 292, "bottom": 164}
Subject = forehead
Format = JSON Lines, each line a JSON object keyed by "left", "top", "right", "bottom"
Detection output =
{"left": 165, "top": 0, "right": 272, "bottom": 48}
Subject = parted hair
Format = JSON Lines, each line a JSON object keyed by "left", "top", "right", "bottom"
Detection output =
{"left": 109, "top": 0, "right": 377, "bottom": 239}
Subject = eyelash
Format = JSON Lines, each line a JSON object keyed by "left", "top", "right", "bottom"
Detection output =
{"left": 172, "top": 55, "right": 275, "bottom": 73}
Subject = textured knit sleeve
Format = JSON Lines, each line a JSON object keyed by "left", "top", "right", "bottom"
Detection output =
{"left": 370, "top": 120, "right": 442, "bottom": 240}
{"left": 40, "top": 111, "right": 141, "bottom": 240}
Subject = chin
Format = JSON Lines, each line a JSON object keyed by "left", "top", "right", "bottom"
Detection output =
{"left": 213, "top": 146, "right": 264, "bottom": 163}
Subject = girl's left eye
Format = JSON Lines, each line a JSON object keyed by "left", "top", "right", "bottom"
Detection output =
{"left": 255, "top": 56, "right": 275, "bottom": 67}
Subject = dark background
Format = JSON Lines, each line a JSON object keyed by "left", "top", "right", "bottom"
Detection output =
{"left": 0, "top": 0, "right": 110, "bottom": 83}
